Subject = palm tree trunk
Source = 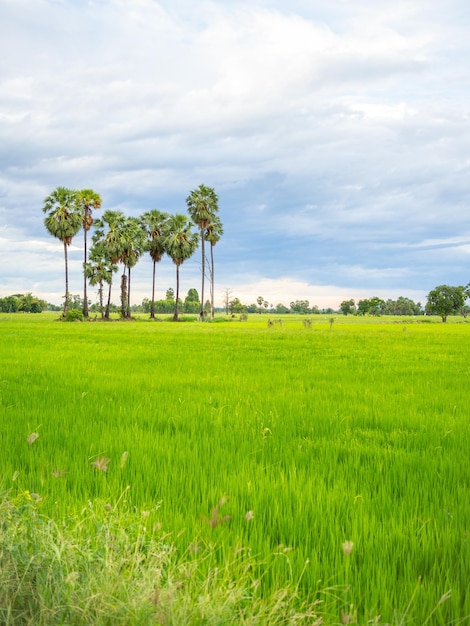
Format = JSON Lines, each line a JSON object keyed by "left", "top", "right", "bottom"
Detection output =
{"left": 127, "top": 266, "right": 131, "bottom": 318}
{"left": 98, "top": 280, "right": 104, "bottom": 318}
{"left": 120, "top": 271, "right": 127, "bottom": 318}
{"left": 174, "top": 264, "right": 180, "bottom": 321}
{"left": 210, "top": 243, "right": 215, "bottom": 320}
{"left": 106, "top": 283, "right": 112, "bottom": 319}
{"left": 150, "top": 260, "right": 156, "bottom": 319}
{"left": 63, "top": 241, "right": 69, "bottom": 317}
{"left": 200, "top": 231, "right": 205, "bottom": 319}
{"left": 83, "top": 228, "right": 89, "bottom": 318}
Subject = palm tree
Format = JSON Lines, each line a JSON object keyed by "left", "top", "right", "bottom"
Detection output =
{"left": 42, "top": 187, "right": 82, "bottom": 317}
{"left": 77, "top": 189, "right": 102, "bottom": 318}
{"left": 186, "top": 184, "right": 219, "bottom": 319}
{"left": 205, "top": 215, "right": 223, "bottom": 320}
{"left": 165, "top": 214, "right": 199, "bottom": 321}
{"left": 84, "top": 242, "right": 118, "bottom": 319}
{"left": 122, "top": 217, "right": 147, "bottom": 318}
{"left": 93, "top": 210, "right": 127, "bottom": 318}
{"left": 140, "top": 210, "right": 169, "bottom": 319}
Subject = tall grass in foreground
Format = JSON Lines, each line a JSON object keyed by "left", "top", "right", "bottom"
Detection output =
{"left": 0, "top": 313, "right": 469, "bottom": 624}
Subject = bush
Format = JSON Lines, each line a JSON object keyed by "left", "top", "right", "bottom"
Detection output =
{"left": 64, "top": 309, "right": 84, "bottom": 322}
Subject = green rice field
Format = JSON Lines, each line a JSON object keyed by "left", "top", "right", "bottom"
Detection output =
{"left": 1, "top": 313, "right": 469, "bottom": 624}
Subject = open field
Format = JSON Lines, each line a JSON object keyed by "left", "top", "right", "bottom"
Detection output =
{"left": 1, "top": 313, "right": 469, "bottom": 624}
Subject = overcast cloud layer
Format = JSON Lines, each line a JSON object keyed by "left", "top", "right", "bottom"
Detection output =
{"left": 1, "top": 0, "right": 469, "bottom": 309}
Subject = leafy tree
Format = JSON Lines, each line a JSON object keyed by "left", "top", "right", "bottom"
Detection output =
{"left": 166, "top": 288, "right": 175, "bottom": 301}
{"left": 140, "top": 210, "right": 169, "bottom": 319}
{"left": 0, "top": 296, "right": 19, "bottom": 312}
{"left": 76, "top": 189, "right": 102, "bottom": 317}
{"left": 42, "top": 187, "right": 82, "bottom": 317}
{"left": 257, "top": 296, "right": 264, "bottom": 314}
{"left": 368, "top": 296, "right": 385, "bottom": 316}
{"left": 186, "top": 184, "right": 219, "bottom": 319}
{"left": 165, "top": 214, "right": 199, "bottom": 321}
{"left": 275, "top": 303, "right": 290, "bottom": 314}
{"left": 229, "top": 297, "right": 245, "bottom": 314}
{"left": 357, "top": 297, "right": 385, "bottom": 316}
{"left": 205, "top": 215, "right": 223, "bottom": 319}
{"left": 18, "top": 292, "right": 43, "bottom": 313}
{"left": 340, "top": 299, "right": 355, "bottom": 315}
{"left": 357, "top": 299, "right": 370, "bottom": 316}
{"left": 382, "top": 297, "right": 421, "bottom": 316}
{"left": 425, "top": 284, "right": 466, "bottom": 322}
{"left": 184, "top": 288, "right": 200, "bottom": 314}
{"left": 290, "top": 300, "right": 310, "bottom": 314}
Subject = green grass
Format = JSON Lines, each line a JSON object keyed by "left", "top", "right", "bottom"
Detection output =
{"left": 1, "top": 313, "right": 469, "bottom": 624}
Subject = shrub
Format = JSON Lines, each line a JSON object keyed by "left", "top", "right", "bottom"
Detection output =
{"left": 64, "top": 309, "right": 84, "bottom": 322}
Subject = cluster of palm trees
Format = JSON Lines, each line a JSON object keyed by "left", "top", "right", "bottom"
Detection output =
{"left": 42, "top": 185, "right": 222, "bottom": 321}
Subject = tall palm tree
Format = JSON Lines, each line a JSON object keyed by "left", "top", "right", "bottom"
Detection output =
{"left": 42, "top": 187, "right": 82, "bottom": 317}
{"left": 186, "top": 184, "right": 219, "bottom": 319}
{"left": 77, "top": 189, "right": 102, "bottom": 318}
{"left": 205, "top": 215, "right": 224, "bottom": 320}
{"left": 140, "top": 210, "right": 169, "bottom": 319}
{"left": 165, "top": 214, "right": 199, "bottom": 321}
{"left": 122, "top": 217, "right": 147, "bottom": 318}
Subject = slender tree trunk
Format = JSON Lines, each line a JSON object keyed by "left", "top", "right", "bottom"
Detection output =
{"left": 98, "top": 280, "right": 104, "bottom": 318}
{"left": 210, "top": 243, "right": 215, "bottom": 320}
{"left": 200, "top": 231, "right": 205, "bottom": 319}
{"left": 127, "top": 267, "right": 131, "bottom": 318}
{"left": 150, "top": 260, "right": 156, "bottom": 319}
{"left": 174, "top": 264, "right": 180, "bottom": 321}
{"left": 105, "top": 283, "right": 112, "bottom": 319}
{"left": 63, "top": 241, "right": 69, "bottom": 317}
{"left": 120, "top": 271, "right": 127, "bottom": 318}
{"left": 83, "top": 228, "right": 89, "bottom": 318}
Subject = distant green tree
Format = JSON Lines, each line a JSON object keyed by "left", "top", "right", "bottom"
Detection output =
{"left": 340, "top": 299, "right": 355, "bottom": 315}
{"left": 425, "top": 285, "right": 466, "bottom": 322}
{"left": 357, "top": 297, "right": 385, "bottom": 316}
{"left": 184, "top": 288, "right": 200, "bottom": 314}
{"left": 290, "top": 300, "right": 310, "bottom": 314}
{"left": 229, "top": 297, "right": 245, "bottom": 314}
{"left": 42, "top": 187, "right": 82, "bottom": 317}
{"left": 275, "top": 303, "right": 290, "bottom": 314}
{"left": 166, "top": 288, "right": 175, "bottom": 301}
{"left": 368, "top": 297, "right": 385, "bottom": 316}
{"left": 0, "top": 296, "right": 19, "bottom": 312}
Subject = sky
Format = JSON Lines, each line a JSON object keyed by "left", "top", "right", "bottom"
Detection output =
{"left": 1, "top": 0, "right": 469, "bottom": 310}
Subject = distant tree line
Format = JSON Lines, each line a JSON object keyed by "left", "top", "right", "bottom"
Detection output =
{"left": 42, "top": 185, "right": 222, "bottom": 321}
{"left": 222, "top": 286, "right": 470, "bottom": 322}
{"left": 0, "top": 293, "right": 58, "bottom": 313}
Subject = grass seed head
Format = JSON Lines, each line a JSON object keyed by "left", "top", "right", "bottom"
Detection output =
{"left": 91, "top": 456, "right": 111, "bottom": 472}
{"left": 27, "top": 432, "right": 39, "bottom": 445}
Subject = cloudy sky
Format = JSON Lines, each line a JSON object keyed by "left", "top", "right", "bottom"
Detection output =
{"left": 1, "top": 0, "right": 469, "bottom": 309}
